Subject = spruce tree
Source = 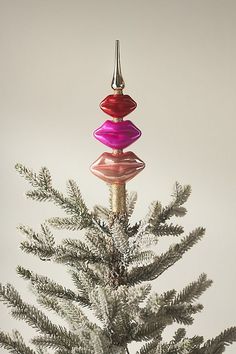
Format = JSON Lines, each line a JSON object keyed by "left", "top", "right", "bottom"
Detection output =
{"left": 0, "top": 41, "right": 235, "bottom": 354}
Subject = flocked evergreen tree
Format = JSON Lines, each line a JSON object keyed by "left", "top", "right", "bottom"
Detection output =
{"left": 0, "top": 163, "right": 235, "bottom": 354}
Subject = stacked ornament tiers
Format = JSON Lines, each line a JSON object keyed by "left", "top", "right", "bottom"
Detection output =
{"left": 90, "top": 40, "right": 145, "bottom": 214}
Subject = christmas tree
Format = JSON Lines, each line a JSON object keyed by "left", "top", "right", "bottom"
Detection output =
{"left": 0, "top": 41, "right": 235, "bottom": 354}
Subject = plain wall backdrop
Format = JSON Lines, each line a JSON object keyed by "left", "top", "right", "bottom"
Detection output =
{"left": 0, "top": 0, "right": 235, "bottom": 353}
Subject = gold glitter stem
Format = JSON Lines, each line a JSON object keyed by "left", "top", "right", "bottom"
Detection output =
{"left": 113, "top": 88, "right": 123, "bottom": 95}
{"left": 111, "top": 184, "right": 126, "bottom": 214}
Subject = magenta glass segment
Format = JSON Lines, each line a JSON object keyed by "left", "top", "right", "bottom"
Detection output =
{"left": 93, "top": 120, "right": 141, "bottom": 149}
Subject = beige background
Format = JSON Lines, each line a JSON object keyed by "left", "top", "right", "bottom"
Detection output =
{"left": 0, "top": 0, "right": 236, "bottom": 353}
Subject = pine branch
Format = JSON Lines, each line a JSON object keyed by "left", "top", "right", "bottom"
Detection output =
{"left": 0, "top": 284, "right": 83, "bottom": 351}
{"left": 70, "top": 269, "right": 100, "bottom": 305}
{"left": 38, "top": 167, "right": 52, "bottom": 189}
{"left": 129, "top": 284, "right": 152, "bottom": 306}
{"left": 55, "top": 239, "right": 104, "bottom": 265}
{"left": 47, "top": 216, "right": 87, "bottom": 231}
{"left": 84, "top": 229, "right": 113, "bottom": 263}
{"left": 88, "top": 284, "right": 153, "bottom": 345}
{"left": 129, "top": 250, "right": 156, "bottom": 265}
{"left": 36, "top": 292, "right": 98, "bottom": 350}
{"left": 138, "top": 285, "right": 205, "bottom": 343}
{"left": 25, "top": 187, "right": 92, "bottom": 227}
{"left": 59, "top": 300, "right": 100, "bottom": 332}
{"left": 173, "top": 328, "right": 186, "bottom": 343}
{"left": 198, "top": 327, "right": 236, "bottom": 354}
{"left": 160, "top": 335, "right": 204, "bottom": 354}
{"left": 173, "top": 273, "right": 213, "bottom": 305}
{"left": 1, "top": 285, "right": 55, "bottom": 335}
{"left": 93, "top": 205, "right": 110, "bottom": 222}
{"left": 172, "top": 182, "right": 192, "bottom": 205}
{"left": 136, "top": 336, "right": 162, "bottom": 354}
{"left": 132, "top": 183, "right": 190, "bottom": 251}
{"left": 140, "top": 293, "right": 203, "bottom": 333}
{"left": 128, "top": 227, "right": 205, "bottom": 284}
{"left": 155, "top": 182, "right": 191, "bottom": 225}
{"left": 35, "top": 347, "right": 50, "bottom": 354}
{"left": 92, "top": 216, "right": 112, "bottom": 236}
{"left": 145, "top": 290, "right": 177, "bottom": 312}
{"left": 131, "top": 321, "right": 165, "bottom": 342}
{"left": 147, "top": 201, "right": 163, "bottom": 227}
{"left": 17, "top": 224, "right": 56, "bottom": 261}
{"left": 90, "top": 331, "right": 110, "bottom": 354}
{"left": 137, "top": 330, "right": 204, "bottom": 354}
{"left": 188, "top": 335, "right": 204, "bottom": 349}
{"left": 163, "top": 303, "right": 203, "bottom": 325}
{"left": 16, "top": 266, "right": 89, "bottom": 306}
{"left": 135, "top": 201, "right": 162, "bottom": 242}
{"left": 18, "top": 222, "right": 106, "bottom": 267}
{"left": 15, "top": 164, "right": 93, "bottom": 229}
{"left": 126, "top": 221, "right": 141, "bottom": 238}
{"left": 66, "top": 179, "right": 87, "bottom": 211}
{"left": 151, "top": 223, "right": 184, "bottom": 237}
{"left": 0, "top": 330, "right": 36, "bottom": 354}
{"left": 135, "top": 222, "right": 184, "bottom": 249}
{"left": 37, "top": 293, "right": 65, "bottom": 314}
{"left": 89, "top": 285, "right": 112, "bottom": 325}
{"left": 135, "top": 182, "right": 190, "bottom": 248}
{"left": 111, "top": 220, "right": 129, "bottom": 256}
{"left": 15, "top": 164, "right": 44, "bottom": 188}
{"left": 126, "top": 191, "right": 138, "bottom": 217}
{"left": 31, "top": 335, "right": 89, "bottom": 354}
{"left": 35, "top": 296, "right": 103, "bottom": 353}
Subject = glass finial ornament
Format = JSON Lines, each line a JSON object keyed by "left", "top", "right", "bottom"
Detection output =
{"left": 90, "top": 40, "right": 145, "bottom": 213}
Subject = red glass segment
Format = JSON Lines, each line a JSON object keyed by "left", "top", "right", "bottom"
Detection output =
{"left": 100, "top": 94, "right": 137, "bottom": 118}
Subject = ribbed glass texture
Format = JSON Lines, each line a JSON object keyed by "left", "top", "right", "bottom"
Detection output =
{"left": 90, "top": 151, "right": 145, "bottom": 184}
{"left": 100, "top": 94, "right": 137, "bottom": 118}
{"left": 93, "top": 120, "right": 141, "bottom": 149}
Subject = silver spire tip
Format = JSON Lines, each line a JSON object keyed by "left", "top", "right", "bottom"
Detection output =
{"left": 111, "top": 40, "right": 125, "bottom": 91}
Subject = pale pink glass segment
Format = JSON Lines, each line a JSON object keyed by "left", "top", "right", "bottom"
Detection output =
{"left": 90, "top": 151, "right": 145, "bottom": 184}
